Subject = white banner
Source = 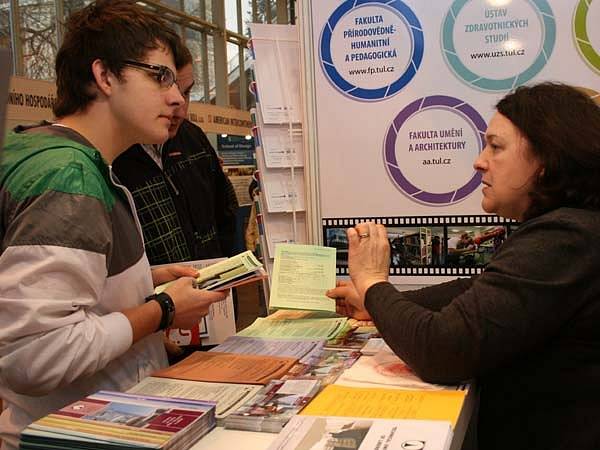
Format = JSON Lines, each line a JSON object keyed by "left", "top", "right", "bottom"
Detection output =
{"left": 305, "top": 0, "right": 599, "bottom": 282}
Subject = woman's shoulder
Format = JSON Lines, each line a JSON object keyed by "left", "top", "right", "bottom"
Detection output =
{"left": 506, "top": 207, "right": 600, "bottom": 254}
{"left": 485, "top": 208, "right": 600, "bottom": 280}
{"left": 525, "top": 207, "right": 600, "bottom": 231}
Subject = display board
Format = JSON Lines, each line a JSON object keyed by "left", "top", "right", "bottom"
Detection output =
{"left": 300, "top": 0, "right": 600, "bottom": 284}
{"left": 249, "top": 24, "right": 309, "bottom": 284}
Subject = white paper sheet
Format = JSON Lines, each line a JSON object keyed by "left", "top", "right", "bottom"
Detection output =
{"left": 250, "top": 24, "right": 302, "bottom": 124}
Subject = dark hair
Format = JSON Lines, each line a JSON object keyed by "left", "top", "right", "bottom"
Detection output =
{"left": 174, "top": 40, "right": 193, "bottom": 70}
{"left": 53, "top": 0, "right": 182, "bottom": 117}
{"left": 496, "top": 82, "right": 600, "bottom": 220}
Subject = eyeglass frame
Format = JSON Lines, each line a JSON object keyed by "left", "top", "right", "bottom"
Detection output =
{"left": 122, "top": 60, "right": 177, "bottom": 90}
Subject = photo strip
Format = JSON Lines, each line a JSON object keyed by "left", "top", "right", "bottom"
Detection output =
{"left": 323, "top": 215, "right": 517, "bottom": 276}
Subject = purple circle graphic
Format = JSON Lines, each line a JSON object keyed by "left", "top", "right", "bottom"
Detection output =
{"left": 384, "top": 95, "right": 485, "bottom": 205}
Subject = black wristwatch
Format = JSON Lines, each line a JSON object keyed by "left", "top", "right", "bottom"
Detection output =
{"left": 145, "top": 292, "right": 175, "bottom": 332}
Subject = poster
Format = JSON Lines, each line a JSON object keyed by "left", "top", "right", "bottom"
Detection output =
{"left": 306, "top": 0, "right": 600, "bottom": 283}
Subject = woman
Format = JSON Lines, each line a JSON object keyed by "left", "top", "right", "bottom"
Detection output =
{"left": 327, "top": 83, "right": 600, "bottom": 450}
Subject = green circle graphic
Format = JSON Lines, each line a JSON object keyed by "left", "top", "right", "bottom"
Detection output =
{"left": 574, "top": 0, "right": 600, "bottom": 74}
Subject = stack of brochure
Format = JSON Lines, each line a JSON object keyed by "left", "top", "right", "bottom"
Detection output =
{"left": 155, "top": 250, "right": 266, "bottom": 293}
{"left": 19, "top": 391, "right": 216, "bottom": 450}
{"left": 337, "top": 347, "right": 468, "bottom": 391}
{"left": 224, "top": 379, "right": 321, "bottom": 433}
{"left": 325, "top": 324, "right": 380, "bottom": 351}
{"left": 267, "top": 416, "right": 453, "bottom": 450}
{"left": 302, "top": 385, "right": 467, "bottom": 428}
{"left": 210, "top": 335, "right": 325, "bottom": 364}
{"left": 152, "top": 351, "right": 298, "bottom": 385}
{"left": 128, "top": 377, "right": 262, "bottom": 422}
{"left": 237, "top": 317, "right": 349, "bottom": 342}
{"left": 211, "top": 335, "right": 359, "bottom": 386}
{"left": 154, "top": 256, "right": 241, "bottom": 347}
{"left": 283, "top": 349, "right": 361, "bottom": 386}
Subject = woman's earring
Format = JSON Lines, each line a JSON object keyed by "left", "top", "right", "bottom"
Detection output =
{"left": 538, "top": 167, "right": 545, "bottom": 180}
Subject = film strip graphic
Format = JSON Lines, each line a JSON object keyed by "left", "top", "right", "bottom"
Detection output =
{"left": 323, "top": 215, "right": 517, "bottom": 276}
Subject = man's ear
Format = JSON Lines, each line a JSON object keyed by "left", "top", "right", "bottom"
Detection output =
{"left": 91, "top": 59, "right": 114, "bottom": 97}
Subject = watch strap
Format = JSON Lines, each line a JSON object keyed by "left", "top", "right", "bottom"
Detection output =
{"left": 146, "top": 292, "right": 175, "bottom": 332}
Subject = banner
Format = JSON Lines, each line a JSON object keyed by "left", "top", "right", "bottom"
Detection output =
{"left": 307, "top": 0, "right": 599, "bottom": 282}
{"left": 5, "top": 76, "right": 251, "bottom": 136}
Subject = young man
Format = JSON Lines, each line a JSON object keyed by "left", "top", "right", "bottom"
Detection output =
{"left": 113, "top": 45, "right": 240, "bottom": 360}
{"left": 113, "top": 45, "right": 239, "bottom": 266}
{"left": 0, "top": 2, "right": 225, "bottom": 448}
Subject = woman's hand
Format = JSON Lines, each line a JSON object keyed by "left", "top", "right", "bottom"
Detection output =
{"left": 164, "top": 277, "right": 227, "bottom": 330}
{"left": 326, "top": 279, "right": 372, "bottom": 320}
{"left": 348, "top": 221, "right": 390, "bottom": 299}
{"left": 151, "top": 265, "right": 199, "bottom": 287}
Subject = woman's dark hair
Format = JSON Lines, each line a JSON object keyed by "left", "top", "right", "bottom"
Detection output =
{"left": 496, "top": 82, "right": 600, "bottom": 220}
{"left": 53, "top": 0, "right": 183, "bottom": 118}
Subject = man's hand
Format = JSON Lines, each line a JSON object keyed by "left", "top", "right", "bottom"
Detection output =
{"left": 162, "top": 334, "right": 183, "bottom": 358}
{"left": 152, "top": 265, "right": 198, "bottom": 287}
{"left": 165, "top": 277, "right": 227, "bottom": 330}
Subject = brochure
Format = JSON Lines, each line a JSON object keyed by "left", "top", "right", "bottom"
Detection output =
{"left": 301, "top": 385, "right": 467, "bottom": 428}
{"left": 283, "top": 349, "right": 361, "bottom": 386}
{"left": 211, "top": 335, "right": 325, "bottom": 364}
{"left": 128, "top": 377, "right": 262, "bottom": 420}
{"left": 325, "top": 325, "right": 379, "bottom": 351}
{"left": 269, "top": 244, "right": 337, "bottom": 313}
{"left": 336, "top": 347, "right": 467, "bottom": 391}
{"left": 237, "top": 317, "right": 348, "bottom": 341}
{"left": 20, "top": 390, "right": 216, "bottom": 450}
{"left": 267, "top": 415, "right": 453, "bottom": 450}
{"left": 359, "top": 338, "right": 389, "bottom": 356}
{"left": 153, "top": 257, "right": 240, "bottom": 346}
{"left": 152, "top": 351, "right": 298, "bottom": 385}
{"left": 224, "top": 379, "right": 321, "bottom": 433}
{"left": 155, "top": 250, "right": 265, "bottom": 294}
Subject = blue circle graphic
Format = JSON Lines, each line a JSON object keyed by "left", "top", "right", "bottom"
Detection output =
{"left": 320, "top": 0, "right": 424, "bottom": 101}
{"left": 442, "top": 0, "right": 555, "bottom": 91}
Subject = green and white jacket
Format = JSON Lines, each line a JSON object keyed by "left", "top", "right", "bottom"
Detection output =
{"left": 0, "top": 128, "right": 167, "bottom": 450}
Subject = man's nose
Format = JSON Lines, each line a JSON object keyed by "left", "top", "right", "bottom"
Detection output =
{"left": 168, "top": 84, "right": 185, "bottom": 105}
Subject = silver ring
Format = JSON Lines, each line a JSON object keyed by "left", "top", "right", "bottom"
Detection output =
{"left": 359, "top": 232, "right": 370, "bottom": 239}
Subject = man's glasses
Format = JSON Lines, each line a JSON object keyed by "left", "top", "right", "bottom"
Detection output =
{"left": 122, "top": 60, "right": 177, "bottom": 89}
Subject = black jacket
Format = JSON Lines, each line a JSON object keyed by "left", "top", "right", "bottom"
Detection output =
{"left": 113, "top": 120, "right": 238, "bottom": 264}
